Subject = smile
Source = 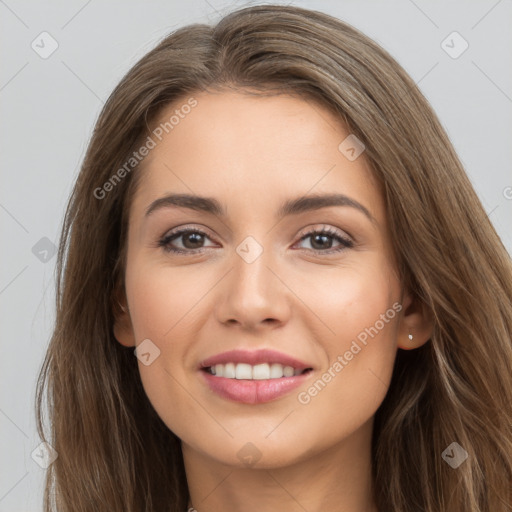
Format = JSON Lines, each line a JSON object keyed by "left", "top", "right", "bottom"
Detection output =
{"left": 204, "top": 362, "right": 309, "bottom": 379}
{"left": 198, "top": 348, "right": 314, "bottom": 404}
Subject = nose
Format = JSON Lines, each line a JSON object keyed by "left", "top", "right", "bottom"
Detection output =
{"left": 214, "top": 240, "right": 292, "bottom": 331}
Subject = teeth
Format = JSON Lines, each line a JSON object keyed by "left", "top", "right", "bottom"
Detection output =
{"left": 235, "top": 363, "right": 252, "bottom": 379}
{"left": 224, "top": 362, "right": 236, "bottom": 379}
{"left": 270, "top": 363, "right": 284, "bottom": 379}
{"left": 207, "top": 362, "right": 305, "bottom": 379}
{"left": 253, "top": 363, "right": 270, "bottom": 380}
{"left": 283, "top": 365, "right": 294, "bottom": 377}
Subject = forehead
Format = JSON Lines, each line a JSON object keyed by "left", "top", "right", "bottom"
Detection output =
{"left": 130, "top": 90, "right": 384, "bottom": 224}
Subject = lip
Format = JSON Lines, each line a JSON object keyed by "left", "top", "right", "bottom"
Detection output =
{"left": 199, "top": 348, "right": 312, "bottom": 371}
{"left": 198, "top": 349, "right": 314, "bottom": 404}
{"left": 200, "top": 370, "right": 313, "bottom": 404}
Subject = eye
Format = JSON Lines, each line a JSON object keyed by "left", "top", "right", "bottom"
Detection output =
{"left": 157, "top": 224, "right": 354, "bottom": 255}
{"left": 294, "top": 225, "right": 354, "bottom": 254}
{"left": 158, "top": 227, "right": 217, "bottom": 254}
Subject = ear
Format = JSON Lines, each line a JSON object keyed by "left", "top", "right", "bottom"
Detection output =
{"left": 112, "top": 288, "right": 136, "bottom": 347}
{"left": 397, "top": 289, "right": 433, "bottom": 350}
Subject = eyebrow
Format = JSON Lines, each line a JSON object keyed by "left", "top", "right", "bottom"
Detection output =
{"left": 145, "top": 192, "right": 376, "bottom": 224}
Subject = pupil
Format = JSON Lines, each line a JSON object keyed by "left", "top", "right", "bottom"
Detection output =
{"left": 311, "top": 234, "right": 331, "bottom": 250}
{"left": 184, "top": 233, "right": 203, "bottom": 249}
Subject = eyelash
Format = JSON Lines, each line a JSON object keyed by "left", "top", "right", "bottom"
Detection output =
{"left": 157, "top": 225, "right": 354, "bottom": 256}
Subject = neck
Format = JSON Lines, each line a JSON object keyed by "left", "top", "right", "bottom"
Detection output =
{"left": 183, "top": 417, "right": 378, "bottom": 512}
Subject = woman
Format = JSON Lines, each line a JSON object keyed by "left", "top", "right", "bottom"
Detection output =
{"left": 35, "top": 4, "right": 512, "bottom": 511}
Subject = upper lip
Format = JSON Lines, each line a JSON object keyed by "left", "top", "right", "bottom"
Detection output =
{"left": 199, "top": 349, "right": 313, "bottom": 371}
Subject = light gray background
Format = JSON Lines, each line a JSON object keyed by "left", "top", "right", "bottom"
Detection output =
{"left": 1, "top": 0, "right": 511, "bottom": 510}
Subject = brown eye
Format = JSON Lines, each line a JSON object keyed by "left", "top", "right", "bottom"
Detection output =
{"left": 295, "top": 226, "right": 353, "bottom": 254}
{"left": 178, "top": 232, "right": 205, "bottom": 249}
{"left": 158, "top": 228, "right": 216, "bottom": 254}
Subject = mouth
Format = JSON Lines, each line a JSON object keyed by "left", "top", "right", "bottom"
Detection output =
{"left": 201, "top": 363, "right": 313, "bottom": 379}
{"left": 198, "top": 349, "right": 314, "bottom": 404}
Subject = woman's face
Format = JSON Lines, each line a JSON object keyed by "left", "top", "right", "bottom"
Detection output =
{"left": 115, "top": 90, "right": 410, "bottom": 468}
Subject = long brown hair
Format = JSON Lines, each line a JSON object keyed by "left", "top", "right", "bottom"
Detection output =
{"left": 35, "top": 4, "right": 512, "bottom": 511}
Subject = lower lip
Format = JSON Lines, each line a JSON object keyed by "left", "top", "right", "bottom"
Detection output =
{"left": 200, "top": 369, "right": 312, "bottom": 404}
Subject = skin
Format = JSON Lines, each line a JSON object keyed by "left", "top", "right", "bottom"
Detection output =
{"left": 114, "top": 90, "right": 432, "bottom": 512}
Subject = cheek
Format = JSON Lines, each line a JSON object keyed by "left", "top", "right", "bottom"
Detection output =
{"left": 294, "top": 260, "right": 399, "bottom": 350}
{"left": 124, "top": 258, "right": 210, "bottom": 438}
{"left": 293, "top": 267, "right": 399, "bottom": 425}
{"left": 125, "top": 258, "right": 209, "bottom": 341}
